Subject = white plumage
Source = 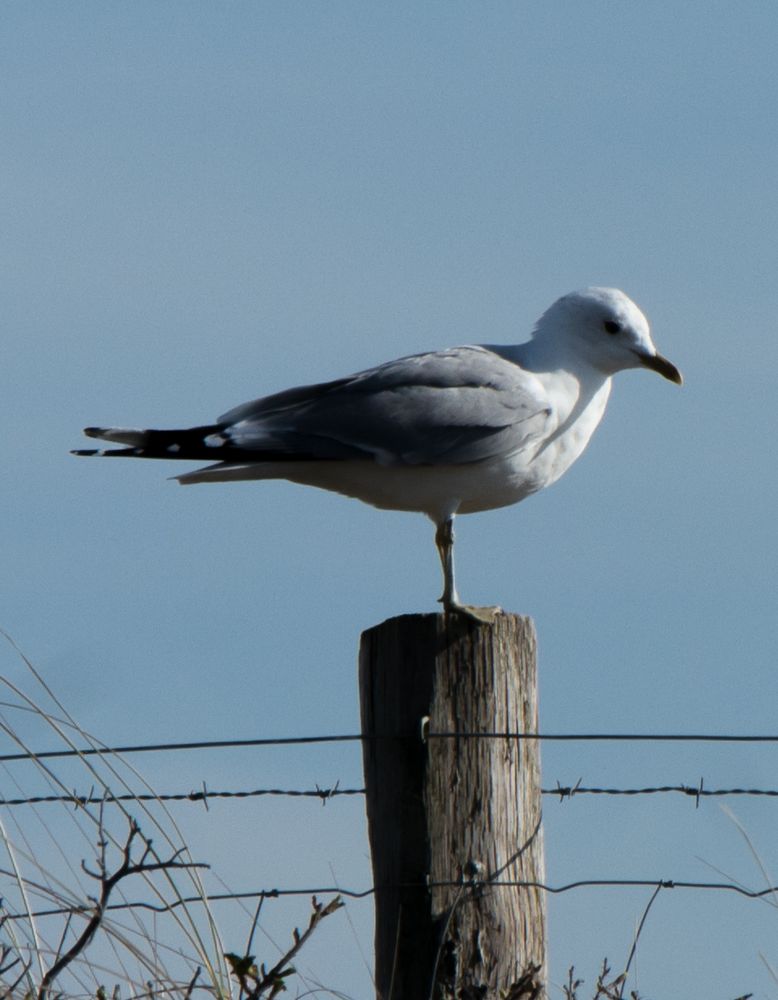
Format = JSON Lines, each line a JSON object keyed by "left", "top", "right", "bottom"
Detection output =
{"left": 75, "top": 287, "right": 682, "bottom": 617}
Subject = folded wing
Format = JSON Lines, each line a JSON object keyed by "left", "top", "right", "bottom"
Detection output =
{"left": 76, "top": 347, "right": 552, "bottom": 470}
{"left": 218, "top": 346, "right": 551, "bottom": 467}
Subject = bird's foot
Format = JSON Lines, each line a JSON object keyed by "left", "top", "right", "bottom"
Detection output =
{"left": 440, "top": 600, "right": 503, "bottom": 624}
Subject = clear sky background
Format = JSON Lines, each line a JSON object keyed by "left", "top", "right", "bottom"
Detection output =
{"left": 3, "top": 3, "right": 778, "bottom": 997}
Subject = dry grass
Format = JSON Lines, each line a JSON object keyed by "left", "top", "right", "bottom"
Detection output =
{"left": 0, "top": 630, "right": 343, "bottom": 1000}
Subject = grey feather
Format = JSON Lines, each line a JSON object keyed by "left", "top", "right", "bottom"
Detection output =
{"left": 220, "top": 346, "right": 551, "bottom": 467}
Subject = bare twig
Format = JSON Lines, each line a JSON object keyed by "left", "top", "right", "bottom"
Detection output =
{"left": 183, "top": 965, "right": 201, "bottom": 999}
{"left": 595, "top": 959, "right": 627, "bottom": 998}
{"left": 225, "top": 895, "right": 344, "bottom": 999}
{"left": 563, "top": 966, "right": 584, "bottom": 999}
{"left": 561, "top": 960, "right": 640, "bottom": 1000}
{"left": 36, "top": 818, "right": 207, "bottom": 1000}
{"left": 618, "top": 883, "right": 663, "bottom": 997}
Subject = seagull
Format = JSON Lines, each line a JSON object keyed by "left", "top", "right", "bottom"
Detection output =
{"left": 74, "top": 287, "right": 682, "bottom": 619}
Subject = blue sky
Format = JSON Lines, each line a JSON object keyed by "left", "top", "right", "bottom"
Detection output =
{"left": 3, "top": 3, "right": 778, "bottom": 997}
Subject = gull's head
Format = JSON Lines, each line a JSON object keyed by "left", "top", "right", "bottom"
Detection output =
{"left": 536, "top": 287, "right": 683, "bottom": 384}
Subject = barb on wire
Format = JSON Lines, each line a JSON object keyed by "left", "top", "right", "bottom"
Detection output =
{"left": 0, "top": 783, "right": 364, "bottom": 808}
{"left": 7, "top": 778, "right": 778, "bottom": 809}
{"left": 544, "top": 781, "right": 778, "bottom": 802}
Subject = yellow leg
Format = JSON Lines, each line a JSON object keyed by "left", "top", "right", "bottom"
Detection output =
{"left": 434, "top": 517, "right": 502, "bottom": 623}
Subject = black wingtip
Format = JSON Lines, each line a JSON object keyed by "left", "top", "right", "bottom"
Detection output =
{"left": 71, "top": 445, "right": 145, "bottom": 457}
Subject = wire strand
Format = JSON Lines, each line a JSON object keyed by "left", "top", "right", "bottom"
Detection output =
{"left": 4, "top": 730, "right": 778, "bottom": 764}
{"left": 0, "top": 785, "right": 364, "bottom": 806}
{"left": 8, "top": 877, "right": 778, "bottom": 921}
{"left": 5, "top": 781, "right": 778, "bottom": 808}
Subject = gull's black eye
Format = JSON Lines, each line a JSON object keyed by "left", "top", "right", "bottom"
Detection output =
{"left": 603, "top": 319, "right": 621, "bottom": 335}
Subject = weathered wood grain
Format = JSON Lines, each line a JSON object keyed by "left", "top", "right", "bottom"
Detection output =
{"left": 359, "top": 612, "right": 545, "bottom": 1000}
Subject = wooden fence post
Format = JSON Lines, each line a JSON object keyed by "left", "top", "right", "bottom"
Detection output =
{"left": 359, "top": 612, "right": 546, "bottom": 1000}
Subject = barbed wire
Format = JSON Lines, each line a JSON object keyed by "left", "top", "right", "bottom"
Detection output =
{"left": 0, "top": 782, "right": 363, "bottom": 807}
{"left": 5, "top": 778, "right": 778, "bottom": 809}
{"left": 3, "top": 729, "right": 778, "bottom": 765}
{"left": 544, "top": 778, "right": 778, "bottom": 805}
{"left": 6, "top": 876, "right": 778, "bottom": 922}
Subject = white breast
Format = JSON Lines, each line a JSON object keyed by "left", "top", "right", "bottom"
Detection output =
{"left": 526, "top": 370, "right": 612, "bottom": 489}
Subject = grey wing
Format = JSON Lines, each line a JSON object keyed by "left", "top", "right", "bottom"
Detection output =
{"left": 219, "top": 346, "right": 552, "bottom": 466}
